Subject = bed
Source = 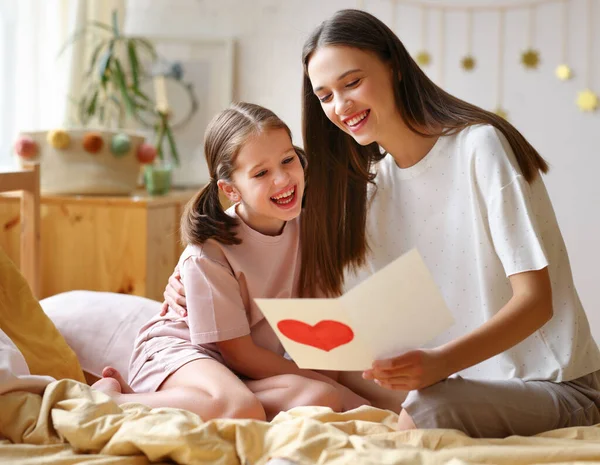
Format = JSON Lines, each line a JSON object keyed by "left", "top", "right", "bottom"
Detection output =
{"left": 1, "top": 164, "right": 600, "bottom": 464}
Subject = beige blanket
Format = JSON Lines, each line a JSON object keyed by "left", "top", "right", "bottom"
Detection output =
{"left": 1, "top": 379, "right": 600, "bottom": 465}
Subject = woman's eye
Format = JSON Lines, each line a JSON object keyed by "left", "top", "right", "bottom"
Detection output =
{"left": 346, "top": 79, "right": 360, "bottom": 88}
{"left": 282, "top": 156, "right": 295, "bottom": 165}
{"left": 318, "top": 94, "right": 332, "bottom": 103}
{"left": 254, "top": 170, "right": 267, "bottom": 178}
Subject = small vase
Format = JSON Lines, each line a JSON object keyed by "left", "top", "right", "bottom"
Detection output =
{"left": 144, "top": 160, "right": 173, "bottom": 196}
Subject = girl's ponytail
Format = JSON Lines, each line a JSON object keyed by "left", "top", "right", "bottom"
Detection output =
{"left": 180, "top": 180, "right": 240, "bottom": 246}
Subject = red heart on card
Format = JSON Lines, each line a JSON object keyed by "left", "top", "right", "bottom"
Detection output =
{"left": 277, "top": 319, "right": 354, "bottom": 352}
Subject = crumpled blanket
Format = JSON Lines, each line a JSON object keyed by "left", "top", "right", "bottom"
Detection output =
{"left": 1, "top": 379, "right": 600, "bottom": 465}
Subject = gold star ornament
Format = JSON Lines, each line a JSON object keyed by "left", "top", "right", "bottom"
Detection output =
{"left": 555, "top": 64, "right": 573, "bottom": 81}
{"left": 494, "top": 107, "right": 508, "bottom": 120}
{"left": 576, "top": 89, "right": 599, "bottom": 112}
{"left": 521, "top": 49, "right": 540, "bottom": 69}
{"left": 416, "top": 51, "right": 432, "bottom": 67}
{"left": 461, "top": 55, "right": 476, "bottom": 71}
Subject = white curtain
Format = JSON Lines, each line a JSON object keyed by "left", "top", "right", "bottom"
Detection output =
{"left": 0, "top": 0, "right": 125, "bottom": 168}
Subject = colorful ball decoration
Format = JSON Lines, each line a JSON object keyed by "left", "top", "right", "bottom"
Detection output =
{"left": 14, "top": 136, "right": 39, "bottom": 159}
{"left": 136, "top": 142, "right": 157, "bottom": 164}
{"left": 47, "top": 129, "right": 71, "bottom": 149}
{"left": 110, "top": 133, "right": 131, "bottom": 157}
{"left": 82, "top": 132, "right": 104, "bottom": 154}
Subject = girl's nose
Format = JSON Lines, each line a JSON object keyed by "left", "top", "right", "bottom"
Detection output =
{"left": 273, "top": 170, "right": 290, "bottom": 186}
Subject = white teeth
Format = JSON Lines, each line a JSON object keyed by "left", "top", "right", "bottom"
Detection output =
{"left": 345, "top": 111, "right": 368, "bottom": 126}
{"left": 271, "top": 187, "right": 295, "bottom": 200}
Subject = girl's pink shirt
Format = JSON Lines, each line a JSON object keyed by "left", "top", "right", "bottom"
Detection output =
{"left": 135, "top": 206, "right": 302, "bottom": 359}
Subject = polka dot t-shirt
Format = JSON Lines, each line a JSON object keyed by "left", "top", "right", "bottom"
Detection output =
{"left": 345, "top": 124, "right": 600, "bottom": 382}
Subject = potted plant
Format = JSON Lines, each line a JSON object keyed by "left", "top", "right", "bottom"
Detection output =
{"left": 30, "top": 10, "right": 192, "bottom": 195}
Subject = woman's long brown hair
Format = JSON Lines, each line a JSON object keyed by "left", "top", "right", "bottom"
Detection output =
{"left": 299, "top": 9, "right": 549, "bottom": 297}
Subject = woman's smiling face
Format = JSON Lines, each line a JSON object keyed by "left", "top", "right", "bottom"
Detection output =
{"left": 307, "top": 45, "right": 401, "bottom": 146}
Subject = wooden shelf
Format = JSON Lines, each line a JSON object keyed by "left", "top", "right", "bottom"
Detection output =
{"left": 0, "top": 189, "right": 198, "bottom": 301}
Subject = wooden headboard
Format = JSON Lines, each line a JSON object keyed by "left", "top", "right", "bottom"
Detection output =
{"left": 0, "top": 164, "right": 41, "bottom": 297}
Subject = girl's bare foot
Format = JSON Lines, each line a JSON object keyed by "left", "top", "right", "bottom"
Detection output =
{"left": 91, "top": 376, "right": 123, "bottom": 399}
{"left": 101, "top": 366, "right": 134, "bottom": 394}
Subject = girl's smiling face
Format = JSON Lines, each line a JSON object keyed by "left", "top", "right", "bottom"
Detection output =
{"left": 307, "top": 45, "right": 402, "bottom": 146}
{"left": 219, "top": 128, "right": 305, "bottom": 236}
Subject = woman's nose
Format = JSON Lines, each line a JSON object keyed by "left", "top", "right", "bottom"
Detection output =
{"left": 335, "top": 95, "right": 352, "bottom": 116}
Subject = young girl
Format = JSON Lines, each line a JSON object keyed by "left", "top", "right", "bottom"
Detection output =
{"left": 164, "top": 10, "right": 600, "bottom": 437}
{"left": 94, "top": 102, "right": 368, "bottom": 421}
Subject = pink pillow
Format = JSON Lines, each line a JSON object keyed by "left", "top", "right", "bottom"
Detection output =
{"left": 40, "top": 291, "right": 160, "bottom": 378}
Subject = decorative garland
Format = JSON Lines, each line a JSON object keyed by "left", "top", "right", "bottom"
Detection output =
{"left": 356, "top": 0, "right": 599, "bottom": 116}
{"left": 14, "top": 131, "right": 158, "bottom": 165}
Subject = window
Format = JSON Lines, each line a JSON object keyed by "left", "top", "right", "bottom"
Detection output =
{"left": 0, "top": 1, "right": 17, "bottom": 168}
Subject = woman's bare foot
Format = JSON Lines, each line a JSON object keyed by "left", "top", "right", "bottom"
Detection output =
{"left": 101, "top": 366, "right": 134, "bottom": 394}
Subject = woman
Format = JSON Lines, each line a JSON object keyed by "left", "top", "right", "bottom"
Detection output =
{"left": 165, "top": 9, "right": 600, "bottom": 438}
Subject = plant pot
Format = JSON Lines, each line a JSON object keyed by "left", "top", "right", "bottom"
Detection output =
{"left": 144, "top": 161, "right": 173, "bottom": 196}
{"left": 15, "top": 129, "right": 146, "bottom": 195}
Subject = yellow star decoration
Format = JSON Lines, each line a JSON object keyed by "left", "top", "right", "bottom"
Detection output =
{"left": 576, "top": 89, "right": 599, "bottom": 112}
{"left": 461, "top": 55, "right": 476, "bottom": 71}
{"left": 494, "top": 107, "right": 508, "bottom": 120}
{"left": 415, "top": 51, "right": 432, "bottom": 67}
{"left": 555, "top": 64, "right": 573, "bottom": 81}
{"left": 521, "top": 49, "right": 540, "bottom": 69}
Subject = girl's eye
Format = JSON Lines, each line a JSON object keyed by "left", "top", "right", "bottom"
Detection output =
{"left": 282, "top": 156, "right": 295, "bottom": 165}
{"left": 346, "top": 79, "right": 360, "bottom": 88}
{"left": 318, "top": 94, "right": 332, "bottom": 103}
{"left": 254, "top": 170, "right": 267, "bottom": 178}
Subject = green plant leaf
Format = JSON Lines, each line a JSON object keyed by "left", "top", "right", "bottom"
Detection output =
{"left": 165, "top": 122, "right": 180, "bottom": 165}
{"left": 87, "top": 40, "right": 108, "bottom": 77}
{"left": 131, "top": 86, "right": 153, "bottom": 103}
{"left": 127, "top": 40, "right": 140, "bottom": 87}
{"left": 57, "top": 27, "right": 89, "bottom": 58}
{"left": 87, "top": 89, "right": 99, "bottom": 117}
{"left": 113, "top": 59, "right": 135, "bottom": 117}
{"left": 132, "top": 37, "right": 158, "bottom": 60}
{"left": 78, "top": 94, "right": 90, "bottom": 125}
{"left": 98, "top": 39, "right": 115, "bottom": 87}
{"left": 111, "top": 10, "right": 120, "bottom": 37}
{"left": 88, "top": 21, "right": 113, "bottom": 33}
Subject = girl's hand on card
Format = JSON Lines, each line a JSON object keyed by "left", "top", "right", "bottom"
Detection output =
{"left": 160, "top": 268, "right": 188, "bottom": 317}
{"left": 362, "top": 348, "right": 450, "bottom": 391}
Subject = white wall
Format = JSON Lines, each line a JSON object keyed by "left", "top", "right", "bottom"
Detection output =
{"left": 126, "top": 0, "right": 600, "bottom": 339}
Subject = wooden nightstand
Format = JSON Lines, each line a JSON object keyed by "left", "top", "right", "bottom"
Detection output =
{"left": 0, "top": 189, "right": 198, "bottom": 301}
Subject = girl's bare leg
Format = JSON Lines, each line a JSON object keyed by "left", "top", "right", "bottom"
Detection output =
{"left": 92, "top": 360, "right": 265, "bottom": 421}
{"left": 245, "top": 374, "right": 344, "bottom": 421}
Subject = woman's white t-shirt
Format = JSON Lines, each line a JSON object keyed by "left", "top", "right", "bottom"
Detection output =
{"left": 345, "top": 124, "right": 600, "bottom": 382}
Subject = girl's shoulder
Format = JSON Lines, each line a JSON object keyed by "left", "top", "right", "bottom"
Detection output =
{"left": 179, "top": 240, "right": 231, "bottom": 271}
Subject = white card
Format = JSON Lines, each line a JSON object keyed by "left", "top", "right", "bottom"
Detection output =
{"left": 255, "top": 249, "right": 455, "bottom": 371}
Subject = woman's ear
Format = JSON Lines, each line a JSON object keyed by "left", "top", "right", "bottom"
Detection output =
{"left": 217, "top": 179, "right": 241, "bottom": 203}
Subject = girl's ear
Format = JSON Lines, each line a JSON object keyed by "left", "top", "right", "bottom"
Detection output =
{"left": 217, "top": 179, "right": 241, "bottom": 203}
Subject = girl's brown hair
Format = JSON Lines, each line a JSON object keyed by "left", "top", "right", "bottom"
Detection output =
{"left": 181, "top": 102, "right": 305, "bottom": 246}
{"left": 299, "top": 8, "right": 549, "bottom": 297}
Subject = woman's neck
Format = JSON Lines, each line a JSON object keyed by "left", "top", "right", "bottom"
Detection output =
{"left": 378, "top": 118, "right": 440, "bottom": 169}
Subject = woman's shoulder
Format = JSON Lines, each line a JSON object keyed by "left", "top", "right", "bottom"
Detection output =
{"left": 455, "top": 124, "right": 521, "bottom": 173}
{"left": 455, "top": 124, "right": 506, "bottom": 149}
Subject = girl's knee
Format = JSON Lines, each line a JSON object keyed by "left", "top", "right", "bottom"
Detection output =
{"left": 173, "top": 386, "right": 265, "bottom": 421}
{"left": 223, "top": 391, "right": 266, "bottom": 421}
{"left": 305, "top": 381, "right": 343, "bottom": 412}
